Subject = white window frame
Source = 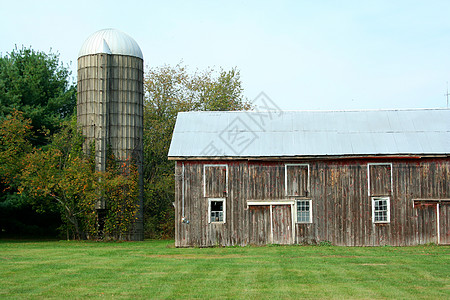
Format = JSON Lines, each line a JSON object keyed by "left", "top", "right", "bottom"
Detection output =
{"left": 295, "top": 199, "right": 312, "bottom": 224}
{"left": 208, "top": 198, "right": 226, "bottom": 224}
{"left": 285, "top": 163, "right": 310, "bottom": 196}
{"left": 372, "top": 197, "right": 390, "bottom": 223}
{"left": 203, "top": 164, "right": 228, "bottom": 197}
{"left": 367, "top": 163, "right": 393, "bottom": 196}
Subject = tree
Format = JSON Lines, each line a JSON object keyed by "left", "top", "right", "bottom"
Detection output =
{"left": 101, "top": 155, "right": 140, "bottom": 240}
{"left": 143, "top": 64, "right": 250, "bottom": 238}
{"left": 0, "top": 46, "right": 76, "bottom": 237}
{"left": 0, "top": 111, "right": 40, "bottom": 236}
{"left": 0, "top": 110, "right": 33, "bottom": 187}
{"left": 19, "top": 117, "right": 140, "bottom": 240}
{"left": 19, "top": 117, "right": 98, "bottom": 239}
{"left": 0, "top": 46, "right": 76, "bottom": 145}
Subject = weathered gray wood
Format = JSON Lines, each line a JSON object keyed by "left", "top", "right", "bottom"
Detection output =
{"left": 248, "top": 163, "right": 284, "bottom": 200}
{"left": 248, "top": 206, "right": 271, "bottom": 245}
{"left": 440, "top": 203, "right": 450, "bottom": 244}
{"left": 369, "top": 164, "right": 392, "bottom": 196}
{"left": 204, "top": 165, "right": 227, "bottom": 197}
{"left": 175, "top": 158, "right": 450, "bottom": 247}
{"left": 286, "top": 164, "right": 308, "bottom": 196}
{"left": 272, "top": 205, "right": 292, "bottom": 244}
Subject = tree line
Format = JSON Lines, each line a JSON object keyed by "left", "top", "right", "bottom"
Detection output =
{"left": 0, "top": 47, "right": 250, "bottom": 240}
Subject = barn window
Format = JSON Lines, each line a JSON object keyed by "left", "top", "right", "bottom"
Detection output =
{"left": 285, "top": 164, "right": 310, "bottom": 197}
{"left": 203, "top": 164, "right": 228, "bottom": 197}
{"left": 368, "top": 163, "right": 392, "bottom": 196}
{"left": 296, "top": 200, "right": 312, "bottom": 223}
{"left": 372, "top": 197, "right": 390, "bottom": 223}
{"left": 208, "top": 198, "right": 226, "bottom": 223}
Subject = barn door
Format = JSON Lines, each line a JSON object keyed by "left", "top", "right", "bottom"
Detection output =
{"left": 415, "top": 203, "right": 438, "bottom": 244}
{"left": 248, "top": 204, "right": 294, "bottom": 245}
{"left": 272, "top": 205, "right": 293, "bottom": 244}
{"left": 248, "top": 205, "right": 271, "bottom": 245}
{"left": 438, "top": 203, "right": 450, "bottom": 245}
{"left": 415, "top": 202, "right": 450, "bottom": 245}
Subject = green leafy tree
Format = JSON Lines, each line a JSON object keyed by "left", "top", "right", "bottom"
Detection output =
{"left": 0, "top": 111, "right": 38, "bottom": 236}
{"left": 19, "top": 118, "right": 98, "bottom": 239}
{"left": 19, "top": 117, "right": 140, "bottom": 240}
{"left": 19, "top": 117, "right": 138, "bottom": 240}
{"left": 0, "top": 46, "right": 76, "bottom": 237}
{"left": 0, "top": 110, "right": 33, "bottom": 187}
{"left": 0, "top": 46, "right": 76, "bottom": 145}
{"left": 143, "top": 64, "right": 250, "bottom": 238}
{"left": 102, "top": 158, "right": 139, "bottom": 240}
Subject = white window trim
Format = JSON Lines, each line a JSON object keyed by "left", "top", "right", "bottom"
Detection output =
{"left": 371, "top": 197, "right": 391, "bottom": 223}
{"left": 367, "top": 163, "right": 393, "bottom": 196}
{"left": 203, "top": 164, "right": 228, "bottom": 197}
{"left": 208, "top": 198, "right": 226, "bottom": 224}
{"left": 285, "top": 163, "right": 310, "bottom": 196}
{"left": 295, "top": 199, "right": 312, "bottom": 224}
{"left": 247, "top": 200, "right": 295, "bottom": 207}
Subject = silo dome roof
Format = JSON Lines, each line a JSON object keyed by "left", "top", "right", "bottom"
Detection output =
{"left": 78, "top": 28, "right": 143, "bottom": 59}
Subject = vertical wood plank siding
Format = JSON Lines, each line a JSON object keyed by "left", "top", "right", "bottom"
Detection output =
{"left": 248, "top": 164, "right": 284, "bottom": 200}
{"left": 204, "top": 165, "right": 227, "bottom": 197}
{"left": 248, "top": 206, "right": 271, "bottom": 245}
{"left": 175, "top": 159, "right": 450, "bottom": 247}
{"left": 272, "top": 205, "right": 293, "bottom": 244}
{"left": 369, "top": 164, "right": 392, "bottom": 196}
{"left": 439, "top": 204, "right": 450, "bottom": 244}
{"left": 286, "top": 165, "right": 309, "bottom": 197}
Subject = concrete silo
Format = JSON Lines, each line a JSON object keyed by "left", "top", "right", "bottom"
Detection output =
{"left": 77, "top": 28, "right": 144, "bottom": 240}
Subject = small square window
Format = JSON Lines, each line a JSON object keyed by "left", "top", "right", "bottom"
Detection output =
{"left": 296, "top": 200, "right": 312, "bottom": 223}
{"left": 372, "top": 197, "right": 390, "bottom": 223}
{"left": 208, "top": 198, "right": 226, "bottom": 223}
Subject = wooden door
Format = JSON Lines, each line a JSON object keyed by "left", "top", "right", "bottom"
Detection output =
{"left": 416, "top": 203, "right": 438, "bottom": 244}
{"left": 248, "top": 205, "right": 271, "bottom": 245}
{"left": 438, "top": 203, "right": 450, "bottom": 245}
{"left": 272, "top": 205, "right": 293, "bottom": 244}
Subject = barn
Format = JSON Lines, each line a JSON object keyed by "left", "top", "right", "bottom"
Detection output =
{"left": 168, "top": 109, "right": 450, "bottom": 247}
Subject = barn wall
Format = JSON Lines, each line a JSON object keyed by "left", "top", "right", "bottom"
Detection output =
{"left": 174, "top": 158, "right": 450, "bottom": 247}
{"left": 175, "top": 161, "right": 249, "bottom": 247}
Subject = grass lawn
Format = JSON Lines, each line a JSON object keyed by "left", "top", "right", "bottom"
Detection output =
{"left": 0, "top": 240, "right": 449, "bottom": 299}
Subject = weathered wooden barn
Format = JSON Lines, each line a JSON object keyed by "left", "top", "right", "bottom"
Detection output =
{"left": 168, "top": 109, "right": 450, "bottom": 247}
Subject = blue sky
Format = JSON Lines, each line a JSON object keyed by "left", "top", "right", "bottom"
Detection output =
{"left": 1, "top": 0, "right": 450, "bottom": 110}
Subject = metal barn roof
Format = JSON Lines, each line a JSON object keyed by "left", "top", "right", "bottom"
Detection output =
{"left": 168, "top": 109, "right": 450, "bottom": 158}
{"left": 78, "top": 28, "right": 143, "bottom": 59}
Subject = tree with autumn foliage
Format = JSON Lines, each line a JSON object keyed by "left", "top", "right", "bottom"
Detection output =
{"left": 101, "top": 156, "right": 140, "bottom": 240}
{"left": 19, "top": 117, "right": 98, "bottom": 239}
{"left": 0, "top": 46, "right": 76, "bottom": 236}
{"left": 0, "top": 111, "right": 40, "bottom": 236}
{"left": 0, "top": 111, "right": 33, "bottom": 187}
{"left": 18, "top": 117, "right": 140, "bottom": 240}
{"left": 143, "top": 64, "right": 251, "bottom": 238}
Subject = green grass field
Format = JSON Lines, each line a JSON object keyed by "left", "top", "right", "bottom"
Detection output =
{"left": 0, "top": 240, "right": 448, "bottom": 299}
